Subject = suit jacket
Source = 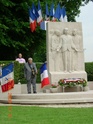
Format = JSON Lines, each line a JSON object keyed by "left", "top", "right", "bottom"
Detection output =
{"left": 58, "top": 35, "right": 76, "bottom": 52}
{"left": 24, "top": 62, "right": 37, "bottom": 80}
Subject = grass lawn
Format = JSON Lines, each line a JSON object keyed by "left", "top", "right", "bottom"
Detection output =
{"left": 0, "top": 106, "right": 93, "bottom": 124}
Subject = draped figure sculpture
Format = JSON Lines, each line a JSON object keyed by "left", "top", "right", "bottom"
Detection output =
{"left": 50, "top": 30, "right": 61, "bottom": 71}
{"left": 72, "top": 29, "right": 82, "bottom": 71}
{"left": 57, "top": 28, "right": 77, "bottom": 72}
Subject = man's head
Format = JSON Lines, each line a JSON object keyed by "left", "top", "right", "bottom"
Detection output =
{"left": 50, "top": 30, "right": 54, "bottom": 35}
{"left": 63, "top": 28, "right": 68, "bottom": 35}
{"left": 72, "top": 29, "right": 77, "bottom": 36}
{"left": 28, "top": 58, "right": 33, "bottom": 64}
{"left": 55, "top": 30, "right": 60, "bottom": 36}
{"left": 18, "top": 53, "right": 22, "bottom": 58}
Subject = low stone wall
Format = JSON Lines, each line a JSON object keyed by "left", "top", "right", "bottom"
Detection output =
{"left": 0, "top": 82, "right": 93, "bottom": 94}
{"left": 88, "top": 81, "right": 93, "bottom": 90}
{"left": 0, "top": 84, "right": 43, "bottom": 94}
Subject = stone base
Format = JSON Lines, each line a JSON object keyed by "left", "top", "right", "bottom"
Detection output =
{"left": 50, "top": 88, "right": 58, "bottom": 93}
{"left": 49, "top": 71, "right": 87, "bottom": 84}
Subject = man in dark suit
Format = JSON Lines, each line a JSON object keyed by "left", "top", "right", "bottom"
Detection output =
{"left": 24, "top": 58, "right": 37, "bottom": 94}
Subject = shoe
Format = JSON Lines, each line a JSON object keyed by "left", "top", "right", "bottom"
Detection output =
{"left": 28, "top": 92, "right": 31, "bottom": 94}
{"left": 33, "top": 91, "right": 37, "bottom": 94}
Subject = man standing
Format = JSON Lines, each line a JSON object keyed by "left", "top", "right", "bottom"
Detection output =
{"left": 16, "top": 53, "right": 26, "bottom": 63}
{"left": 24, "top": 58, "right": 37, "bottom": 94}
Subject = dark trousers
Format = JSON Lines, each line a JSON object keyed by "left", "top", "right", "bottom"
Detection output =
{"left": 27, "top": 77, "right": 36, "bottom": 93}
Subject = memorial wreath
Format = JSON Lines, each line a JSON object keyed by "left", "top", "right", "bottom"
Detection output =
{"left": 58, "top": 78, "right": 87, "bottom": 87}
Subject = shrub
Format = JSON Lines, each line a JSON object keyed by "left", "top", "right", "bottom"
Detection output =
{"left": 0, "top": 61, "right": 43, "bottom": 84}
{"left": 85, "top": 62, "right": 93, "bottom": 81}
{"left": 0, "top": 61, "right": 93, "bottom": 83}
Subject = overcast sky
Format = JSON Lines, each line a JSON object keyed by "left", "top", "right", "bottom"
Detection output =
{"left": 76, "top": 1, "right": 93, "bottom": 62}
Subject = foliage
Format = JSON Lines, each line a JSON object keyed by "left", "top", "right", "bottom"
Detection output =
{"left": 0, "top": 0, "right": 90, "bottom": 61}
{"left": 51, "top": 84, "right": 59, "bottom": 88}
{"left": 58, "top": 78, "right": 87, "bottom": 87}
{"left": 14, "top": 61, "right": 26, "bottom": 84}
{"left": 85, "top": 62, "right": 93, "bottom": 81}
{"left": 0, "top": 61, "right": 14, "bottom": 69}
{"left": 0, "top": 0, "right": 46, "bottom": 62}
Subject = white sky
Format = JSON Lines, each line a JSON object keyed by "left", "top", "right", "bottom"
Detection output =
{"left": 76, "top": 1, "right": 93, "bottom": 62}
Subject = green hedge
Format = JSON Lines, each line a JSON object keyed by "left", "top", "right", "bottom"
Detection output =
{"left": 85, "top": 62, "right": 93, "bottom": 81}
{"left": 0, "top": 61, "right": 43, "bottom": 84}
{"left": 0, "top": 61, "right": 93, "bottom": 83}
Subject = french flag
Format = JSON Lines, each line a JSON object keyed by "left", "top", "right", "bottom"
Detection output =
{"left": 50, "top": 3, "right": 56, "bottom": 22}
{"left": 45, "top": 3, "right": 50, "bottom": 21}
{"left": 40, "top": 63, "right": 50, "bottom": 88}
{"left": 54, "top": 3, "right": 61, "bottom": 21}
{"left": 0, "top": 63, "right": 14, "bottom": 92}
{"left": 59, "top": 8, "right": 64, "bottom": 22}
{"left": 62, "top": 7, "right": 68, "bottom": 22}
{"left": 29, "top": 8, "right": 36, "bottom": 32}
{"left": 31, "top": 3, "right": 39, "bottom": 20}
{"left": 37, "top": 1, "right": 43, "bottom": 25}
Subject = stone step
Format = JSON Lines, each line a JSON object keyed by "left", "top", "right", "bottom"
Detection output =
{"left": 12, "top": 92, "right": 93, "bottom": 100}
{"left": 0, "top": 98, "right": 93, "bottom": 104}
{"left": 1, "top": 91, "right": 93, "bottom": 105}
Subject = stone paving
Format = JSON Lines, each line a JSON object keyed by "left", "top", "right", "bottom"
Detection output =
{"left": 0, "top": 103, "right": 93, "bottom": 108}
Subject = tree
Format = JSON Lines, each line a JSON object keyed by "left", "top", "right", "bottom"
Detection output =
{"left": 0, "top": 0, "right": 91, "bottom": 61}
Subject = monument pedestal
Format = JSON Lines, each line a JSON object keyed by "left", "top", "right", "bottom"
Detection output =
{"left": 49, "top": 71, "right": 87, "bottom": 84}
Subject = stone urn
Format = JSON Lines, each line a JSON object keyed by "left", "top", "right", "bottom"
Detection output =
{"left": 50, "top": 88, "right": 58, "bottom": 93}
{"left": 83, "top": 86, "right": 89, "bottom": 91}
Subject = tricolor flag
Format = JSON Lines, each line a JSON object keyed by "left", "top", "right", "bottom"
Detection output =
{"left": 45, "top": 3, "right": 50, "bottom": 21}
{"left": 37, "top": 1, "right": 43, "bottom": 25}
{"left": 62, "top": 7, "right": 68, "bottom": 22}
{"left": 59, "top": 8, "right": 64, "bottom": 22}
{"left": 0, "top": 63, "right": 14, "bottom": 92}
{"left": 40, "top": 63, "right": 50, "bottom": 88}
{"left": 54, "top": 3, "right": 61, "bottom": 20}
{"left": 29, "top": 8, "right": 36, "bottom": 32}
{"left": 50, "top": 3, "right": 56, "bottom": 22}
{"left": 31, "top": 3, "right": 39, "bottom": 20}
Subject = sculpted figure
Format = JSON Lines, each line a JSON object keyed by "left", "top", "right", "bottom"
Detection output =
{"left": 57, "top": 28, "right": 77, "bottom": 72}
{"left": 72, "top": 29, "right": 82, "bottom": 71}
{"left": 50, "top": 30, "right": 61, "bottom": 71}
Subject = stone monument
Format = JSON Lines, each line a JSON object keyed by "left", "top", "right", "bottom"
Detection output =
{"left": 46, "top": 22, "right": 87, "bottom": 84}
